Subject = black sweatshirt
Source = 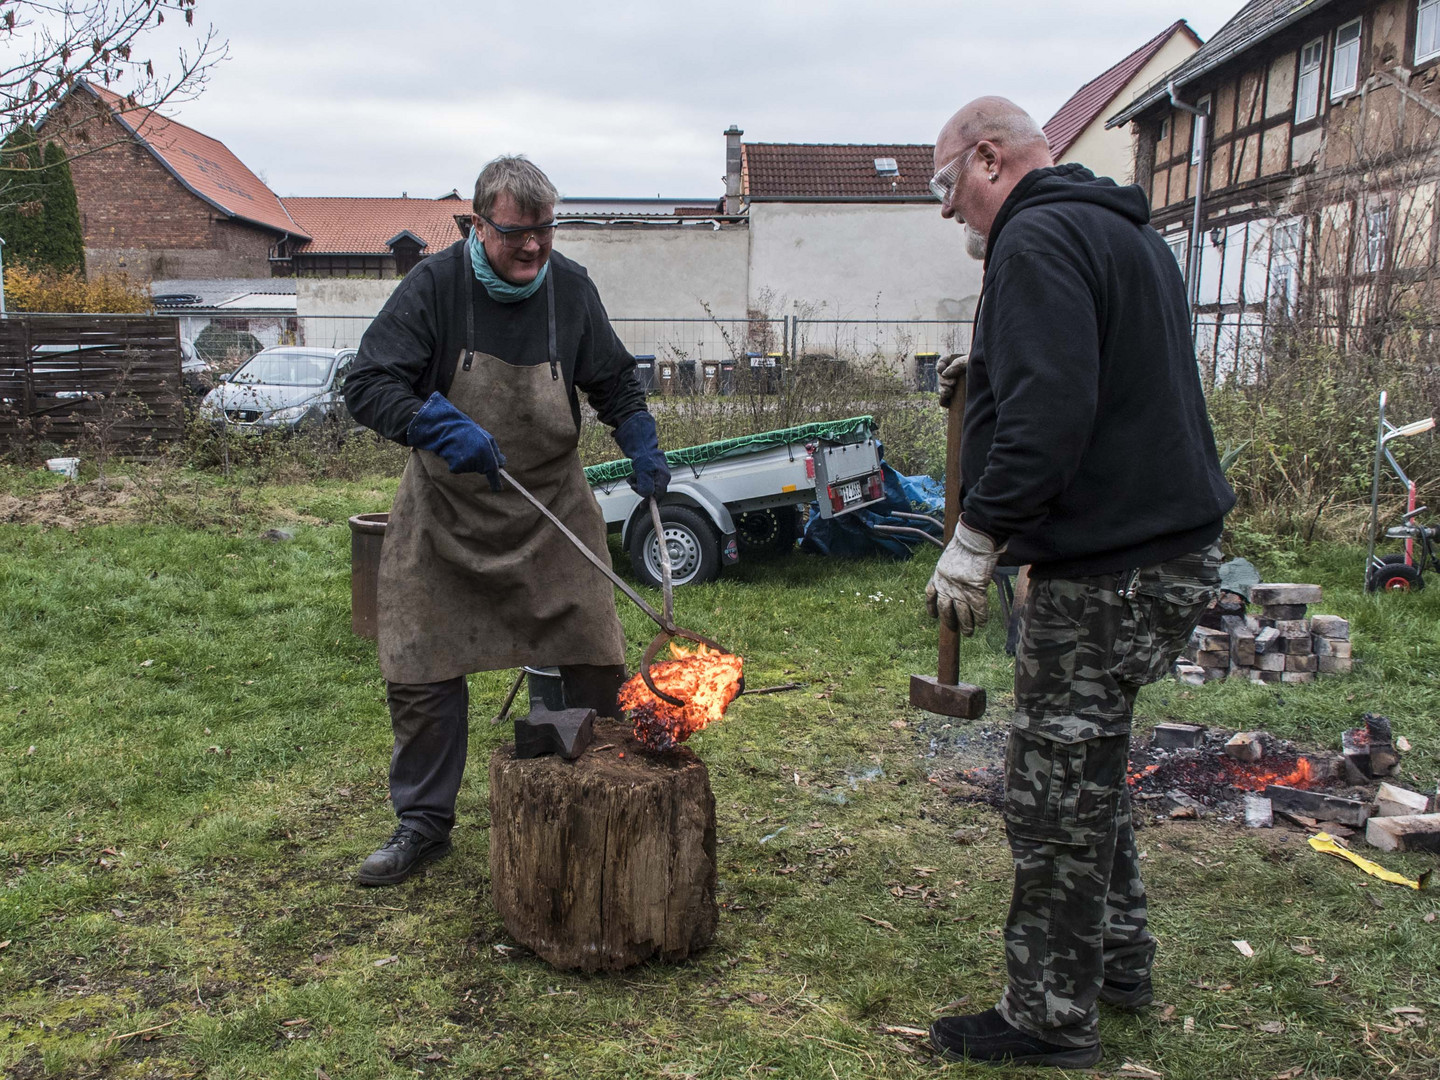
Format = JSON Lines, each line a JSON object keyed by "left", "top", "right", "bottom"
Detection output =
{"left": 343, "top": 242, "right": 647, "bottom": 443}
{"left": 961, "top": 164, "right": 1235, "bottom": 577}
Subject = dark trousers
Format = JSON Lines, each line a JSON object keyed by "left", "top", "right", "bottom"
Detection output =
{"left": 996, "top": 542, "right": 1220, "bottom": 1047}
{"left": 386, "top": 664, "right": 626, "bottom": 841}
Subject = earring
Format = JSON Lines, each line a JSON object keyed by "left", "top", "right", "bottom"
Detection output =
{"left": 988, "top": 173, "right": 998, "bottom": 183}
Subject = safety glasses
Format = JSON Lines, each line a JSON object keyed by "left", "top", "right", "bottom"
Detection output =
{"left": 478, "top": 215, "right": 559, "bottom": 249}
{"left": 928, "top": 147, "right": 977, "bottom": 201}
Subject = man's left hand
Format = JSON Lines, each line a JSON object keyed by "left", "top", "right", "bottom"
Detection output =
{"left": 613, "top": 411, "right": 671, "bottom": 498}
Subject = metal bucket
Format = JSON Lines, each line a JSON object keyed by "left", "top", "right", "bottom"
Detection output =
{"left": 522, "top": 665, "right": 566, "bottom": 711}
{"left": 348, "top": 512, "right": 389, "bottom": 639}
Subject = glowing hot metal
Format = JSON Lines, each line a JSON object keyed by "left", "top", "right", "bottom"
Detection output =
{"left": 619, "top": 643, "right": 745, "bottom": 751}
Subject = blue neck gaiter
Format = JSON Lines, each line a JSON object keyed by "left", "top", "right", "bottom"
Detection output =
{"left": 468, "top": 225, "right": 549, "bottom": 303}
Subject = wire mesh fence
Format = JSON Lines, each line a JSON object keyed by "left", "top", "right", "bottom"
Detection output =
{"left": 21, "top": 307, "right": 1440, "bottom": 393}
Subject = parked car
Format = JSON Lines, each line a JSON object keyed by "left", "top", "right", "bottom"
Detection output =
{"left": 199, "top": 346, "right": 356, "bottom": 431}
{"left": 180, "top": 337, "right": 215, "bottom": 396}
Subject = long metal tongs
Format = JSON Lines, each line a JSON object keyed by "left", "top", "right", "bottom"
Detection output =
{"left": 498, "top": 468, "right": 727, "bottom": 708}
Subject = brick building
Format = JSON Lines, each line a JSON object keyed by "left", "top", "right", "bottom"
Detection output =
{"left": 40, "top": 81, "right": 308, "bottom": 279}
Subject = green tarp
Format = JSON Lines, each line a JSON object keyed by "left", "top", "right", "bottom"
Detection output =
{"left": 585, "top": 414, "right": 876, "bottom": 487}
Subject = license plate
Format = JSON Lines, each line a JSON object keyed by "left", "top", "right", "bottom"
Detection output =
{"left": 838, "top": 480, "right": 863, "bottom": 505}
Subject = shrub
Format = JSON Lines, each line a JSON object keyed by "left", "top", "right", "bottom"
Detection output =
{"left": 194, "top": 325, "right": 264, "bottom": 368}
{"left": 3, "top": 263, "right": 151, "bottom": 312}
{"left": 1207, "top": 336, "right": 1440, "bottom": 543}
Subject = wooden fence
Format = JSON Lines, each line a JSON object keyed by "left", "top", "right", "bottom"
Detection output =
{"left": 0, "top": 315, "right": 184, "bottom": 456}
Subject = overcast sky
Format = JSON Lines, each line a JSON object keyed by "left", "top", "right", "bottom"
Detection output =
{"left": 142, "top": 1, "right": 1236, "bottom": 200}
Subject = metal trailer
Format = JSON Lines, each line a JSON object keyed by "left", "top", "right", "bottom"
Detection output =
{"left": 588, "top": 419, "right": 887, "bottom": 588}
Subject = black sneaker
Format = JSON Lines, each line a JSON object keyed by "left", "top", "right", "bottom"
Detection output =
{"left": 1099, "top": 976, "right": 1154, "bottom": 1009}
{"left": 929, "top": 1008, "right": 1101, "bottom": 1067}
{"left": 357, "top": 824, "right": 452, "bottom": 887}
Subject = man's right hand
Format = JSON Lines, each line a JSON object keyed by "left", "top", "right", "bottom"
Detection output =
{"left": 406, "top": 391, "right": 506, "bottom": 492}
{"left": 926, "top": 518, "right": 1001, "bottom": 636}
{"left": 936, "top": 353, "right": 966, "bottom": 408}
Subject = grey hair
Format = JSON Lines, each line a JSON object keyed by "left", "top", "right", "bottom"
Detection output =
{"left": 472, "top": 155, "right": 560, "bottom": 218}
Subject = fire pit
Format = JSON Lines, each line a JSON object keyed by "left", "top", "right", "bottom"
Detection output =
{"left": 944, "top": 724, "right": 1401, "bottom": 835}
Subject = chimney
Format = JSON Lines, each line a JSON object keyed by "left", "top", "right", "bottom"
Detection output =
{"left": 724, "top": 125, "right": 744, "bottom": 216}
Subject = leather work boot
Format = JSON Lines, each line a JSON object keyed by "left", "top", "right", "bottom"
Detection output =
{"left": 1099, "top": 975, "right": 1154, "bottom": 1009}
{"left": 929, "top": 1008, "right": 1101, "bottom": 1068}
{"left": 357, "top": 824, "right": 452, "bottom": 887}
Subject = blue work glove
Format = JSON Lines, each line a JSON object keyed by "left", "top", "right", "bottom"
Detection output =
{"left": 406, "top": 392, "right": 505, "bottom": 492}
{"left": 613, "top": 410, "right": 670, "bottom": 498}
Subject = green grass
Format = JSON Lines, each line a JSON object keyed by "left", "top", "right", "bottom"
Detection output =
{"left": 1, "top": 474, "right": 1438, "bottom": 1078}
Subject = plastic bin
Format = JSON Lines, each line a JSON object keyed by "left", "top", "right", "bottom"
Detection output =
{"left": 916, "top": 351, "right": 940, "bottom": 393}
{"left": 634, "top": 354, "right": 656, "bottom": 393}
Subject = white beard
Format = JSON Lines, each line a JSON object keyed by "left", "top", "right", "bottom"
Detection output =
{"left": 964, "top": 225, "right": 988, "bottom": 261}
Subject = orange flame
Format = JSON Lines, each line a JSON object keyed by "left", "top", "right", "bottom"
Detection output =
{"left": 1228, "top": 756, "right": 1315, "bottom": 791}
{"left": 618, "top": 643, "right": 744, "bottom": 751}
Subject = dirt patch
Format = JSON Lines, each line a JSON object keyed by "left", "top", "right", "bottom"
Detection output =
{"left": 0, "top": 476, "right": 141, "bottom": 528}
{"left": 0, "top": 473, "right": 329, "bottom": 530}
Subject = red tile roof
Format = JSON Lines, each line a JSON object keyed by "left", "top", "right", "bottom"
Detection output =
{"left": 81, "top": 81, "right": 307, "bottom": 239}
{"left": 1043, "top": 21, "right": 1202, "bottom": 158}
{"left": 282, "top": 197, "right": 469, "bottom": 255}
{"left": 742, "top": 143, "right": 935, "bottom": 198}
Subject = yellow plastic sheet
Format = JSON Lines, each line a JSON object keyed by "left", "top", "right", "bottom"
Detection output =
{"left": 1308, "top": 832, "right": 1431, "bottom": 890}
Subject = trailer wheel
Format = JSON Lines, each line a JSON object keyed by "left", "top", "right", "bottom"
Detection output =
{"left": 629, "top": 505, "right": 720, "bottom": 589}
{"left": 736, "top": 505, "right": 801, "bottom": 553}
{"left": 1366, "top": 554, "right": 1424, "bottom": 592}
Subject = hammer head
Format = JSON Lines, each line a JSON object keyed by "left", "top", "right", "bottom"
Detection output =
{"left": 909, "top": 675, "right": 986, "bottom": 720}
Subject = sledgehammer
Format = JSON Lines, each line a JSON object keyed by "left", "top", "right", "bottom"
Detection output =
{"left": 909, "top": 358, "right": 987, "bottom": 720}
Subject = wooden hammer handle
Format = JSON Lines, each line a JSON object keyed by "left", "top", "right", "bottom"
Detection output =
{"left": 939, "top": 368, "right": 966, "bottom": 686}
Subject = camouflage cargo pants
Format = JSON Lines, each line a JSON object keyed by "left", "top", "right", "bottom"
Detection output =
{"left": 996, "top": 541, "right": 1221, "bottom": 1048}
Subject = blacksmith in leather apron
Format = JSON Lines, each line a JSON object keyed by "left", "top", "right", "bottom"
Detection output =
{"left": 342, "top": 156, "right": 668, "bottom": 886}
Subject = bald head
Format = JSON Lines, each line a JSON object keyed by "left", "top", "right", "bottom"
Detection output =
{"left": 933, "top": 97, "right": 1055, "bottom": 249}
{"left": 938, "top": 97, "right": 1052, "bottom": 166}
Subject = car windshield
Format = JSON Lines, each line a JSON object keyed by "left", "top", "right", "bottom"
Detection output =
{"left": 231, "top": 350, "right": 334, "bottom": 387}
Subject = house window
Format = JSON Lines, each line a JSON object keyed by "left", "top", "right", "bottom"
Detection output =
{"left": 1270, "top": 218, "right": 1303, "bottom": 316}
{"left": 1419, "top": 0, "right": 1440, "bottom": 63}
{"left": 1366, "top": 205, "right": 1389, "bottom": 271}
{"left": 1158, "top": 117, "right": 1170, "bottom": 143}
{"left": 1191, "top": 96, "right": 1211, "bottom": 166}
{"left": 1296, "top": 38, "right": 1323, "bottom": 122}
{"left": 1331, "top": 19, "right": 1362, "bottom": 99}
{"left": 1165, "top": 232, "right": 1188, "bottom": 269}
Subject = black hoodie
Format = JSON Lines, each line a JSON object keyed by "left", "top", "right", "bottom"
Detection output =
{"left": 960, "top": 163, "right": 1235, "bottom": 577}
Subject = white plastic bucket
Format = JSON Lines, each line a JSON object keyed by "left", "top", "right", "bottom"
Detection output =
{"left": 45, "top": 457, "right": 80, "bottom": 480}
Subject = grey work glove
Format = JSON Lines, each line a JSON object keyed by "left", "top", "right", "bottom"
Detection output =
{"left": 926, "top": 519, "right": 1002, "bottom": 636}
{"left": 936, "top": 353, "right": 967, "bottom": 408}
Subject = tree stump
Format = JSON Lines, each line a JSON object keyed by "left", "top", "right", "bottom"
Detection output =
{"left": 488, "top": 718, "right": 717, "bottom": 972}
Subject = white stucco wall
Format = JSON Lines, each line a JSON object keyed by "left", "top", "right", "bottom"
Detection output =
{"left": 746, "top": 201, "right": 983, "bottom": 325}
{"left": 553, "top": 224, "right": 748, "bottom": 319}
{"left": 294, "top": 227, "right": 751, "bottom": 356}
{"left": 1060, "top": 32, "right": 1200, "bottom": 184}
{"left": 296, "top": 209, "right": 979, "bottom": 366}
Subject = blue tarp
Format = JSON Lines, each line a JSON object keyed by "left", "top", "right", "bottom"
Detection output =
{"left": 800, "top": 452, "right": 945, "bottom": 560}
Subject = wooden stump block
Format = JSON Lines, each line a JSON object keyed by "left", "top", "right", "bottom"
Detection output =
{"left": 488, "top": 719, "right": 717, "bottom": 972}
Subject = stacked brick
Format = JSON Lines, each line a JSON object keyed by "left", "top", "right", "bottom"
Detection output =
{"left": 1175, "top": 584, "right": 1352, "bottom": 685}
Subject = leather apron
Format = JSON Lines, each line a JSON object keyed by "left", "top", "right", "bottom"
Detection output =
{"left": 377, "top": 270, "right": 628, "bottom": 685}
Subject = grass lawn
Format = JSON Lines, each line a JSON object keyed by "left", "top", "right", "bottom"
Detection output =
{"left": 1, "top": 470, "right": 1438, "bottom": 1079}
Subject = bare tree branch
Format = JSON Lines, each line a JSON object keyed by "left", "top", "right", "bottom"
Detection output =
{"left": 0, "top": 1, "right": 226, "bottom": 138}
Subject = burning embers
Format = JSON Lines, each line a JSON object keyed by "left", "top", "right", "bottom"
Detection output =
{"left": 1127, "top": 751, "right": 1320, "bottom": 801}
{"left": 618, "top": 643, "right": 744, "bottom": 752}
